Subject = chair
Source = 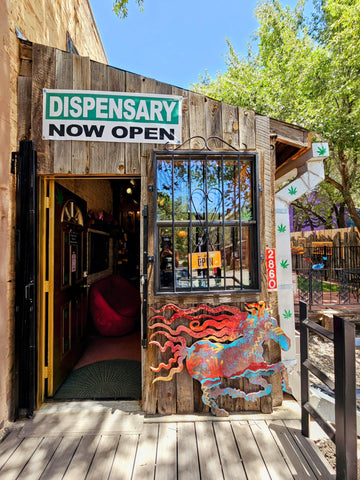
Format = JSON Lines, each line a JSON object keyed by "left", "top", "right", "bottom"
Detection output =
{"left": 89, "top": 275, "right": 140, "bottom": 336}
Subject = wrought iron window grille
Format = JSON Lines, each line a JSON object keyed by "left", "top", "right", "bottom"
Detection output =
{"left": 153, "top": 147, "right": 260, "bottom": 294}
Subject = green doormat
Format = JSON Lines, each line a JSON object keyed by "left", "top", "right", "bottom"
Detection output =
{"left": 54, "top": 359, "right": 141, "bottom": 400}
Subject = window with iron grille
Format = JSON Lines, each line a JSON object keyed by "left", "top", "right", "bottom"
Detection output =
{"left": 154, "top": 151, "right": 260, "bottom": 294}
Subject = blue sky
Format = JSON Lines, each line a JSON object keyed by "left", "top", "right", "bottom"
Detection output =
{"left": 90, "top": 0, "right": 312, "bottom": 90}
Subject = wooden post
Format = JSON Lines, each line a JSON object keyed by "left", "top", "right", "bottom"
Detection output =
{"left": 300, "top": 301, "right": 309, "bottom": 438}
{"left": 334, "top": 315, "right": 357, "bottom": 480}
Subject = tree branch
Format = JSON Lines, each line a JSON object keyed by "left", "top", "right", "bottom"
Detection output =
{"left": 324, "top": 175, "right": 344, "bottom": 193}
{"left": 292, "top": 201, "right": 329, "bottom": 226}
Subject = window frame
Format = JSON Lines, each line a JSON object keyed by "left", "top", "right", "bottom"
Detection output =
{"left": 153, "top": 150, "right": 261, "bottom": 295}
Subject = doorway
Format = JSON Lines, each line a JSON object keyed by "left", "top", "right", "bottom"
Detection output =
{"left": 38, "top": 177, "right": 142, "bottom": 405}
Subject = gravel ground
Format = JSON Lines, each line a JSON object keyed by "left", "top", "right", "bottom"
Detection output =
{"left": 308, "top": 333, "right": 360, "bottom": 395}
{"left": 308, "top": 333, "right": 360, "bottom": 476}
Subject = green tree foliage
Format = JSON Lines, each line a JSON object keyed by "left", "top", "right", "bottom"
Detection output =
{"left": 113, "top": 0, "right": 143, "bottom": 18}
{"left": 194, "top": 0, "right": 360, "bottom": 231}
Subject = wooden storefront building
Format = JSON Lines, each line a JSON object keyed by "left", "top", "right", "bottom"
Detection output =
{"left": 14, "top": 40, "right": 317, "bottom": 417}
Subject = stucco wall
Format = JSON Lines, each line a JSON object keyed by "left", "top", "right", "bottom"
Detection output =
{"left": 1, "top": 0, "right": 107, "bottom": 425}
{"left": 0, "top": 0, "right": 12, "bottom": 429}
{"left": 9, "top": 0, "right": 107, "bottom": 64}
{"left": 9, "top": 0, "right": 107, "bottom": 152}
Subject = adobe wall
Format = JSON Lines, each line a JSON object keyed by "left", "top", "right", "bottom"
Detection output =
{"left": 0, "top": 0, "right": 13, "bottom": 429}
{"left": 9, "top": 0, "right": 107, "bottom": 65}
{"left": 1, "top": 0, "right": 107, "bottom": 424}
{"left": 9, "top": 0, "right": 107, "bottom": 154}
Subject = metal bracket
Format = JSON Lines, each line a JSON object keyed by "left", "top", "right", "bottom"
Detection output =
{"left": 148, "top": 185, "right": 154, "bottom": 192}
{"left": 258, "top": 184, "right": 263, "bottom": 192}
{"left": 147, "top": 255, "right": 154, "bottom": 263}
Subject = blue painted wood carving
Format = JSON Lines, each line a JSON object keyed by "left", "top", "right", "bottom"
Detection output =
{"left": 150, "top": 302, "right": 291, "bottom": 416}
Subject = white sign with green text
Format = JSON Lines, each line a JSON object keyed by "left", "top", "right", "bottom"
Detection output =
{"left": 43, "top": 89, "right": 182, "bottom": 144}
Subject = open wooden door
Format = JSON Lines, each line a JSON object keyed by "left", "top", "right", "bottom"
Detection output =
{"left": 39, "top": 180, "right": 89, "bottom": 400}
{"left": 52, "top": 183, "right": 88, "bottom": 393}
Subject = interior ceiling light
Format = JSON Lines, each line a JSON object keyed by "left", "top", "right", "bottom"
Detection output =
{"left": 126, "top": 187, "right": 132, "bottom": 194}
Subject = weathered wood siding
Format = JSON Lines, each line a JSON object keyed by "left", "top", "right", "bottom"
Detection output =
{"left": 25, "top": 44, "right": 280, "bottom": 414}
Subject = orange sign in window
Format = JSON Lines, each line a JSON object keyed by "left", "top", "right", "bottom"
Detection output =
{"left": 190, "top": 251, "right": 222, "bottom": 270}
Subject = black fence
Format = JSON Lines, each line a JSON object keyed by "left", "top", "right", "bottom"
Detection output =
{"left": 292, "top": 246, "right": 360, "bottom": 307}
{"left": 300, "top": 301, "right": 357, "bottom": 480}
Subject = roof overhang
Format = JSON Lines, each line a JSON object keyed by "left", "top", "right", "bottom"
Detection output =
{"left": 270, "top": 118, "right": 312, "bottom": 181}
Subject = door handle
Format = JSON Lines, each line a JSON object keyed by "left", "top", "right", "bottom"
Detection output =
{"left": 25, "top": 282, "right": 34, "bottom": 302}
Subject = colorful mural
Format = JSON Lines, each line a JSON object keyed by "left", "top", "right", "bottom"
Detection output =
{"left": 149, "top": 302, "right": 291, "bottom": 416}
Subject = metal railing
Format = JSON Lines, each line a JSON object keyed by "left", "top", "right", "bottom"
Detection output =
{"left": 300, "top": 301, "right": 357, "bottom": 479}
{"left": 295, "top": 268, "right": 360, "bottom": 307}
{"left": 293, "top": 246, "right": 360, "bottom": 307}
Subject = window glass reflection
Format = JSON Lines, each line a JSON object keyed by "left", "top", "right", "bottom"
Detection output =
{"left": 156, "top": 153, "right": 258, "bottom": 293}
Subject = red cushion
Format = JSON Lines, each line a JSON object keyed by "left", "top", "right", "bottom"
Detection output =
{"left": 90, "top": 275, "right": 140, "bottom": 336}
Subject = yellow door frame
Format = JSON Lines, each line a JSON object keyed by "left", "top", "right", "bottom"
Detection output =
{"left": 37, "top": 178, "right": 55, "bottom": 406}
{"left": 37, "top": 174, "right": 143, "bottom": 408}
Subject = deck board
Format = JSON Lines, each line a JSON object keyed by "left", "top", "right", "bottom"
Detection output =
{"left": 62, "top": 435, "right": 100, "bottom": 480}
{"left": 0, "top": 431, "right": 25, "bottom": 471}
{"left": 0, "top": 406, "right": 337, "bottom": 480}
{"left": 109, "top": 434, "right": 139, "bottom": 480}
{"left": 177, "top": 422, "right": 200, "bottom": 480}
{"left": 0, "top": 436, "right": 43, "bottom": 480}
{"left": 86, "top": 435, "right": 119, "bottom": 480}
{"left": 39, "top": 436, "right": 82, "bottom": 480}
{"left": 196, "top": 421, "right": 224, "bottom": 480}
{"left": 284, "top": 420, "right": 335, "bottom": 479}
{"left": 267, "top": 420, "right": 317, "bottom": 480}
{"left": 17, "top": 436, "right": 62, "bottom": 479}
{"left": 233, "top": 421, "right": 271, "bottom": 480}
{"left": 250, "top": 420, "right": 294, "bottom": 480}
{"left": 132, "top": 423, "right": 158, "bottom": 480}
{"left": 213, "top": 421, "right": 247, "bottom": 480}
{"left": 155, "top": 423, "right": 177, "bottom": 480}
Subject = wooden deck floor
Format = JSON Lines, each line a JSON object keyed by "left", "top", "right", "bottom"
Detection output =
{"left": 0, "top": 402, "right": 335, "bottom": 479}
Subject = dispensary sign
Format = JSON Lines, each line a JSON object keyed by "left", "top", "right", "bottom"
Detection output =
{"left": 42, "top": 89, "right": 182, "bottom": 144}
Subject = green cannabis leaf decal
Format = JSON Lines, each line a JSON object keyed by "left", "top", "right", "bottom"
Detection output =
{"left": 316, "top": 145, "right": 327, "bottom": 156}
{"left": 277, "top": 224, "right": 286, "bottom": 233}
{"left": 288, "top": 186, "right": 297, "bottom": 196}
{"left": 280, "top": 259, "right": 289, "bottom": 269}
{"left": 283, "top": 309, "right": 292, "bottom": 319}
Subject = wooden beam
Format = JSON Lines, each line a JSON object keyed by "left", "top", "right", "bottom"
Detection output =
{"left": 19, "top": 41, "right": 33, "bottom": 61}
{"left": 270, "top": 118, "right": 310, "bottom": 148}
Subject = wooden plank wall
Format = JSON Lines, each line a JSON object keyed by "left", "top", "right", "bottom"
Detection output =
{"left": 29, "top": 44, "right": 279, "bottom": 414}
{"left": 291, "top": 226, "right": 360, "bottom": 246}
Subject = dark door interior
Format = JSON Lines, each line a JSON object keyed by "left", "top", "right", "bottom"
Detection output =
{"left": 50, "top": 178, "right": 142, "bottom": 401}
